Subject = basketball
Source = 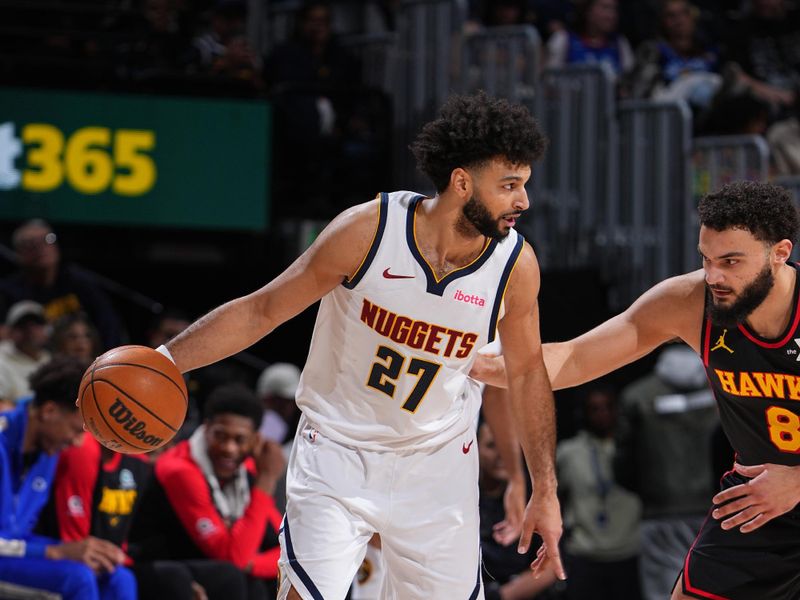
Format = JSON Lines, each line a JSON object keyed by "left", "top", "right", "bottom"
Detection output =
{"left": 79, "top": 345, "right": 188, "bottom": 454}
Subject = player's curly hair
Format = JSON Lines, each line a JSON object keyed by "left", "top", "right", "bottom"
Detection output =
{"left": 410, "top": 91, "right": 547, "bottom": 192}
{"left": 698, "top": 181, "right": 800, "bottom": 245}
{"left": 204, "top": 382, "right": 264, "bottom": 430}
{"left": 30, "top": 356, "right": 90, "bottom": 410}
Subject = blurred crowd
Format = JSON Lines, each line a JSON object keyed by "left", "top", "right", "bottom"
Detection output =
{"left": 0, "top": 0, "right": 782, "bottom": 597}
{"left": 6, "top": 0, "right": 800, "bottom": 214}
{"left": 0, "top": 218, "right": 734, "bottom": 599}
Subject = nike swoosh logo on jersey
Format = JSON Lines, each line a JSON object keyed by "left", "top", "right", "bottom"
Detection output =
{"left": 382, "top": 268, "right": 415, "bottom": 279}
{"left": 462, "top": 440, "right": 474, "bottom": 454}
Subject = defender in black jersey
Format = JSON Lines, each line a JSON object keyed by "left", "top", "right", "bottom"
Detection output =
{"left": 475, "top": 180, "right": 800, "bottom": 598}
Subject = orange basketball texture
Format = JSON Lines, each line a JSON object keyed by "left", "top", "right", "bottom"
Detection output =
{"left": 80, "top": 345, "right": 188, "bottom": 454}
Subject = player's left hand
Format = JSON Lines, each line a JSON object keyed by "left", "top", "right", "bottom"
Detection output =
{"left": 520, "top": 492, "right": 566, "bottom": 581}
{"left": 712, "top": 462, "right": 800, "bottom": 533}
{"left": 494, "top": 476, "right": 525, "bottom": 546}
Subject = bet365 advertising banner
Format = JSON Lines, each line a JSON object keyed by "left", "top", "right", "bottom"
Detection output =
{"left": 0, "top": 88, "right": 270, "bottom": 230}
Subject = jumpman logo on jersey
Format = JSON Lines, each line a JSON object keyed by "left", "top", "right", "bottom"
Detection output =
{"left": 711, "top": 329, "right": 734, "bottom": 354}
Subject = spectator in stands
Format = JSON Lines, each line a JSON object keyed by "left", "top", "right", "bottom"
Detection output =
{"left": 188, "top": 0, "right": 262, "bottom": 90}
{"left": 557, "top": 384, "right": 642, "bottom": 600}
{"left": 256, "top": 362, "right": 301, "bottom": 446}
{"left": 129, "top": 383, "right": 285, "bottom": 600}
{"left": 625, "top": 0, "right": 720, "bottom": 112}
{"left": 0, "top": 220, "right": 123, "bottom": 350}
{"left": 50, "top": 312, "right": 102, "bottom": 362}
{"left": 0, "top": 301, "right": 52, "bottom": 409}
{"left": 265, "top": 0, "right": 374, "bottom": 216}
{"left": 147, "top": 308, "right": 191, "bottom": 349}
{"left": 479, "top": 418, "right": 556, "bottom": 600}
{"left": 0, "top": 357, "right": 135, "bottom": 600}
{"left": 615, "top": 344, "right": 718, "bottom": 600}
{"left": 768, "top": 103, "right": 800, "bottom": 175}
{"left": 719, "top": 0, "right": 800, "bottom": 115}
{"left": 111, "top": 0, "right": 194, "bottom": 84}
{"left": 39, "top": 428, "right": 237, "bottom": 600}
{"left": 545, "top": 0, "right": 634, "bottom": 80}
{"left": 529, "top": 0, "right": 573, "bottom": 40}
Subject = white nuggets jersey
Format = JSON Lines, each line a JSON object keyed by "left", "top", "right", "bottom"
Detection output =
{"left": 296, "top": 191, "right": 525, "bottom": 450}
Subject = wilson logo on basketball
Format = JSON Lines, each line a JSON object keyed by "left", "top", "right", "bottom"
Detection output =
{"left": 108, "top": 398, "right": 164, "bottom": 448}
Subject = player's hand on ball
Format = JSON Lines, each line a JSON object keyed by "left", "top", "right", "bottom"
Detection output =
{"left": 519, "top": 491, "right": 566, "bottom": 580}
{"left": 712, "top": 462, "right": 800, "bottom": 533}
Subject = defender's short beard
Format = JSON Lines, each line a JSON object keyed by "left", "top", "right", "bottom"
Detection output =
{"left": 706, "top": 264, "right": 774, "bottom": 328}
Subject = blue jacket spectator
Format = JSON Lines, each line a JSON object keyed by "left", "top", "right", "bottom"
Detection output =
{"left": 0, "top": 357, "right": 136, "bottom": 600}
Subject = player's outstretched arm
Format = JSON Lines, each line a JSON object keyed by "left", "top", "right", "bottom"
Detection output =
{"left": 545, "top": 271, "right": 705, "bottom": 390}
{"left": 497, "top": 242, "right": 564, "bottom": 580}
{"left": 166, "top": 200, "right": 381, "bottom": 373}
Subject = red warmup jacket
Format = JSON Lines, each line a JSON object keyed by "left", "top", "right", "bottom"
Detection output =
{"left": 139, "top": 440, "right": 282, "bottom": 578}
{"left": 37, "top": 434, "right": 151, "bottom": 554}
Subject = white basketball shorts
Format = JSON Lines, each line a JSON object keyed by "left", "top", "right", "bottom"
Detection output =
{"left": 277, "top": 417, "right": 484, "bottom": 600}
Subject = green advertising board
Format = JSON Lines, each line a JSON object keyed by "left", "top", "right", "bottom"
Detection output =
{"left": 0, "top": 88, "right": 270, "bottom": 230}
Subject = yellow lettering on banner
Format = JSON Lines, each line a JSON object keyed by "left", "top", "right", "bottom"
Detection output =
{"left": 714, "top": 369, "right": 739, "bottom": 395}
{"left": 113, "top": 130, "right": 156, "bottom": 196}
{"left": 65, "top": 127, "right": 113, "bottom": 194}
{"left": 22, "top": 124, "right": 64, "bottom": 192}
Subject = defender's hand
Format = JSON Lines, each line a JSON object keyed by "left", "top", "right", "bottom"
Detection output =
{"left": 519, "top": 492, "right": 566, "bottom": 580}
{"left": 712, "top": 462, "right": 800, "bottom": 533}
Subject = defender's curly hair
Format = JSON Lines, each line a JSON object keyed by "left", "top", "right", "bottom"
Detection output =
{"left": 698, "top": 181, "right": 800, "bottom": 245}
{"left": 410, "top": 92, "right": 547, "bottom": 192}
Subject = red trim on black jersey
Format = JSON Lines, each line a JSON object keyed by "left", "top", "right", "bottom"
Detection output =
{"left": 703, "top": 318, "right": 712, "bottom": 367}
{"left": 682, "top": 512, "right": 732, "bottom": 600}
{"left": 736, "top": 264, "right": 800, "bottom": 348}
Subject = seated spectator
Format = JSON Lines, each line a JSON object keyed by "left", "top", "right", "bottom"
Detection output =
{"left": 625, "top": 0, "right": 721, "bottom": 112}
{"left": 38, "top": 430, "right": 243, "bottom": 600}
{"left": 557, "top": 384, "right": 642, "bottom": 600}
{"left": 256, "top": 362, "right": 301, "bottom": 446}
{"left": 265, "top": 1, "right": 390, "bottom": 217}
{"left": 545, "top": 0, "right": 634, "bottom": 80}
{"left": 0, "top": 357, "right": 135, "bottom": 600}
{"left": 0, "top": 301, "right": 52, "bottom": 409}
{"left": 478, "top": 418, "right": 556, "bottom": 600}
{"left": 0, "top": 220, "right": 123, "bottom": 350}
{"left": 50, "top": 312, "right": 102, "bottom": 362}
{"left": 187, "top": 0, "right": 262, "bottom": 89}
{"left": 719, "top": 0, "right": 800, "bottom": 116}
{"left": 110, "top": 0, "right": 194, "bottom": 84}
{"left": 129, "top": 383, "right": 285, "bottom": 600}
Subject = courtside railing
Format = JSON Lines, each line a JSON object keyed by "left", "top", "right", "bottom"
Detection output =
{"left": 610, "top": 100, "right": 692, "bottom": 306}
{"left": 461, "top": 25, "right": 541, "bottom": 107}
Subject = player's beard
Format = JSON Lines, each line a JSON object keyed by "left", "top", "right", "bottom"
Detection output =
{"left": 705, "top": 263, "right": 775, "bottom": 328}
{"left": 458, "top": 191, "right": 510, "bottom": 241}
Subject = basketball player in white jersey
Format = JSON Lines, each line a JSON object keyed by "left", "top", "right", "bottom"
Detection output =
{"left": 153, "top": 92, "right": 565, "bottom": 599}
